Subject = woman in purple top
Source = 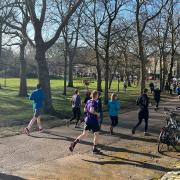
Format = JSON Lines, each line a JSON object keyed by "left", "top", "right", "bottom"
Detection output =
{"left": 69, "top": 90, "right": 101, "bottom": 154}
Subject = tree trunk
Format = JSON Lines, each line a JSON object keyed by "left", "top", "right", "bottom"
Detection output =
{"left": 96, "top": 64, "right": 102, "bottom": 91}
{"left": 63, "top": 47, "right": 68, "bottom": 95}
{"left": 0, "top": 22, "right": 2, "bottom": 57}
{"left": 138, "top": 34, "right": 146, "bottom": 92}
{"left": 104, "top": 58, "right": 109, "bottom": 104}
{"left": 19, "top": 40, "right": 28, "bottom": 97}
{"left": 68, "top": 54, "right": 73, "bottom": 87}
{"left": 35, "top": 47, "right": 54, "bottom": 113}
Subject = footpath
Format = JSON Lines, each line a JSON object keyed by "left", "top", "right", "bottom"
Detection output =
{"left": 0, "top": 97, "right": 179, "bottom": 180}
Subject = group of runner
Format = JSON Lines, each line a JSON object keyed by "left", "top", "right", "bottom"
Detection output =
{"left": 23, "top": 82, "right": 179, "bottom": 154}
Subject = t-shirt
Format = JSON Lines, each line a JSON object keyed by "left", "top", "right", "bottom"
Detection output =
{"left": 71, "top": 94, "right": 81, "bottom": 108}
{"left": 29, "top": 88, "right": 45, "bottom": 109}
{"left": 85, "top": 100, "right": 98, "bottom": 124}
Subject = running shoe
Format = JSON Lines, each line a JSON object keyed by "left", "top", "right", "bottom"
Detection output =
{"left": 69, "top": 142, "right": 75, "bottom": 152}
{"left": 93, "top": 148, "right": 101, "bottom": 154}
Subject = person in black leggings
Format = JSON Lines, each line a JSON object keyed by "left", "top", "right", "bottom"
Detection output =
{"left": 132, "top": 88, "right": 149, "bottom": 136}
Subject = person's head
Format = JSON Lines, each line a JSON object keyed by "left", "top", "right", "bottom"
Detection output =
{"left": 37, "top": 83, "right": 42, "bottom": 89}
{"left": 86, "top": 91, "right": 91, "bottom": 97}
{"left": 111, "top": 93, "right": 117, "bottom": 101}
{"left": 91, "top": 90, "right": 98, "bottom": 100}
{"left": 74, "top": 89, "right": 79, "bottom": 95}
{"left": 143, "top": 88, "right": 148, "bottom": 94}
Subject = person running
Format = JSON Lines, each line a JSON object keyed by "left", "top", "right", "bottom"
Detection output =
{"left": 153, "top": 87, "right": 161, "bottom": 110}
{"left": 176, "top": 84, "right": 180, "bottom": 99}
{"left": 108, "top": 93, "right": 120, "bottom": 135}
{"left": 69, "top": 89, "right": 81, "bottom": 128}
{"left": 98, "top": 92, "right": 103, "bottom": 130}
{"left": 123, "top": 80, "right": 127, "bottom": 93}
{"left": 149, "top": 82, "right": 154, "bottom": 93}
{"left": 132, "top": 88, "right": 149, "bottom": 136}
{"left": 84, "top": 91, "right": 91, "bottom": 105}
{"left": 69, "top": 90, "right": 101, "bottom": 154}
{"left": 24, "top": 84, "right": 45, "bottom": 135}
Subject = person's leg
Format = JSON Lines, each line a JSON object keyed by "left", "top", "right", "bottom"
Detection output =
{"left": 70, "top": 107, "right": 77, "bottom": 122}
{"left": 75, "top": 107, "right": 81, "bottom": 127}
{"left": 114, "top": 116, "right": 118, "bottom": 127}
{"left": 132, "top": 117, "right": 142, "bottom": 134}
{"left": 93, "top": 132, "right": 99, "bottom": 151}
{"left": 37, "top": 117, "right": 43, "bottom": 131}
{"left": 144, "top": 118, "right": 149, "bottom": 134}
{"left": 110, "top": 116, "right": 114, "bottom": 134}
{"left": 99, "top": 111, "right": 103, "bottom": 129}
{"left": 69, "top": 130, "right": 88, "bottom": 152}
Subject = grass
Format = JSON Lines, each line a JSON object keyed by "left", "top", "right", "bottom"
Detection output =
{"left": 0, "top": 78, "right": 141, "bottom": 137}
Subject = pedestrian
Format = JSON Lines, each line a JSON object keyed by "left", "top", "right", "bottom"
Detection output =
{"left": 170, "top": 83, "right": 173, "bottom": 95}
{"left": 84, "top": 91, "right": 91, "bottom": 104}
{"left": 98, "top": 92, "right": 103, "bottom": 130}
{"left": 123, "top": 80, "right": 127, "bottom": 93}
{"left": 108, "top": 93, "right": 120, "bottom": 135}
{"left": 132, "top": 88, "right": 149, "bottom": 136}
{"left": 69, "top": 90, "right": 101, "bottom": 154}
{"left": 24, "top": 84, "right": 45, "bottom": 135}
{"left": 149, "top": 82, "right": 154, "bottom": 93}
{"left": 173, "top": 81, "right": 177, "bottom": 93}
{"left": 176, "top": 84, "right": 180, "bottom": 99}
{"left": 69, "top": 89, "right": 81, "bottom": 128}
{"left": 153, "top": 87, "right": 161, "bottom": 110}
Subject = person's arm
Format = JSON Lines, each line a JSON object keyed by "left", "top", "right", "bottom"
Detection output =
{"left": 29, "top": 92, "right": 34, "bottom": 100}
{"left": 89, "top": 107, "right": 99, "bottom": 117}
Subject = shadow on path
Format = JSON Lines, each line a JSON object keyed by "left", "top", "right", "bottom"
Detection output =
{"left": 83, "top": 153, "right": 180, "bottom": 172}
{"left": 0, "top": 173, "right": 25, "bottom": 180}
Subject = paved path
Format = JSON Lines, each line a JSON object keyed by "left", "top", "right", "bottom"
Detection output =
{"left": 0, "top": 98, "right": 179, "bottom": 180}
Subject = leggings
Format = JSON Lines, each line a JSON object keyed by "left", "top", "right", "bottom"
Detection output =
{"left": 133, "top": 117, "right": 148, "bottom": 132}
{"left": 110, "top": 116, "right": 118, "bottom": 127}
{"left": 70, "top": 107, "right": 81, "bottom": 125}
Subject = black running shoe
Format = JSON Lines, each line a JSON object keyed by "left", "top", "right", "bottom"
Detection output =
{"left": 93, "top": 148, "right": 101, "bottom": 154}
{"left": 69, "top": 142, "right": 75, "bottom": 152}
{"left": 132, "top": 129, "right": 135, "bottom": 135}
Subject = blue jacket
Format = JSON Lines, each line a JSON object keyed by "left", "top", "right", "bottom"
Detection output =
{"left": 108, "top": 100, "right": 120, "bottom": 116}
{"left": 29, "top": 88, "right": 45, "bottom": 109}
{"left": 177, "top": 87, "right": 180, "bottom": 93}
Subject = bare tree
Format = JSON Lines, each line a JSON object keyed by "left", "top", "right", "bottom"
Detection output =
{"left": 25, "top": 0, "right": 84, "bottom": 113}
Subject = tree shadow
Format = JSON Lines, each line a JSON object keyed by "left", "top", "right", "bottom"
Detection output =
{"left": 0, "top": 173, "right": 25, "bottom": 180}
{"left": 30, "top": 130, "right": 159, "bottom": 158}
{"left": 100, "top": 130, "right": 158, "bottom": 144}
{"left": 82, "top": 153, "right": 179, "bottom": 172}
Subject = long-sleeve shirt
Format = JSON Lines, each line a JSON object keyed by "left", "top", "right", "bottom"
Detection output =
{"left": 108, "top": 100, "right": 120, "bottom": 116}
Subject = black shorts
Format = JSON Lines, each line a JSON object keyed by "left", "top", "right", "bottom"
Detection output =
{"left": 34, "top": 109, "right": 41, "bottom": 118}
{"left": 84, "top": 122, "right": 100, "bottom": 133}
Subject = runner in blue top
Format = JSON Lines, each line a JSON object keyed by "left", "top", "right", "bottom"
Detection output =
{"left": 24, "top": 84, "right": 45, "bottom": 135}
{"left": 69, "top": 90, "right": 101, "bottom": 154}
{"left": 177, "top": 84, "right": 180, "bottom": 99}
{"left": 108, "top": 93, "right": 120, "bottom": 135}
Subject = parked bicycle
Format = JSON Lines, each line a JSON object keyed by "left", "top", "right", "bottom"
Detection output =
{"left": 158, "top": 107, "right": 180, "bottom": 153}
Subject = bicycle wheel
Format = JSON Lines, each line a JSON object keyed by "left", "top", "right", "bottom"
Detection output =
{"left": 158, "top": 130, "right": 168, "bottom": 153}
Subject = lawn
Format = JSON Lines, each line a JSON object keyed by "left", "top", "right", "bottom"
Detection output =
{"left": 0, "top": 78, "right": 140, "bottom": 137}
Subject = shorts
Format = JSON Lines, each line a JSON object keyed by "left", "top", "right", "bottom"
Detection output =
{"left": 34, "top": 109, "right": 41, "bottom": 118}
{"left": 84, "top": 122, "right": 100, "bottom": 133}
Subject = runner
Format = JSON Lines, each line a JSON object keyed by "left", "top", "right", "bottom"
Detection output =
{"left": 123, "top": 80, "right": 128, "bottom": 93}
{"left": 69, "top": 90, "right": 101, "bottom": 154}
{"left": 24, "top": 84, "right": 45, "bottom": 135}
{"left": 153, "top": 87, "right": 161, "bottom": 111}
{"left": 69, "top": 89, "right": 81, "bottom": 128}
{"left": 98, "top": 92, "right": 103, "bottom": 130}
{"left": 108, "top": 93, "right": 120, "bottom": 135}
{"left": 149, "top": 82, "right": 154, "bottom": 93}
{"left": 176, "top": 84, "right": 180, "bottom": 99}
{"left": 84, "top": 91, "right": 91, "bottom": 104}
{"left": 132, "top": 88, "right": 149, "bottom": 136}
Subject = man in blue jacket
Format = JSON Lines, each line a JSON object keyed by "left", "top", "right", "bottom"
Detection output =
{"left": 24, "top": 84, "right": 45, "bottom": 135}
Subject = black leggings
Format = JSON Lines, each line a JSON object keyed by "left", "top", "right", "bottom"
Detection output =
{"left": 133, "top": 117, "right": 148, "bottom": 132}
{"left": 110, "top": 116, "right": 118, "bottom": 127}
{"left": 70, "top": 107, "right": 81, "bottom": 125}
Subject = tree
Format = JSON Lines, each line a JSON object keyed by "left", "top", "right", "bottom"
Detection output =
{"left": 135, "top": 0, "right": 169, "bottom": 92}
{"left": 4, "top": 0, "right": 29, "bottom": 96}
{"left": 25, "top": 0, "right": 84, "bottom": 113}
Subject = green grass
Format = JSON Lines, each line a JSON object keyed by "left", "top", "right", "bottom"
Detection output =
{"left": 0, "top": 78, "right": 141, "bottom": 137}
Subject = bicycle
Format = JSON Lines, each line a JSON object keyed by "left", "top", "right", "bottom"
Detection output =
{"left": 158, "top": 107, "right": 180, "bottom": 153}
